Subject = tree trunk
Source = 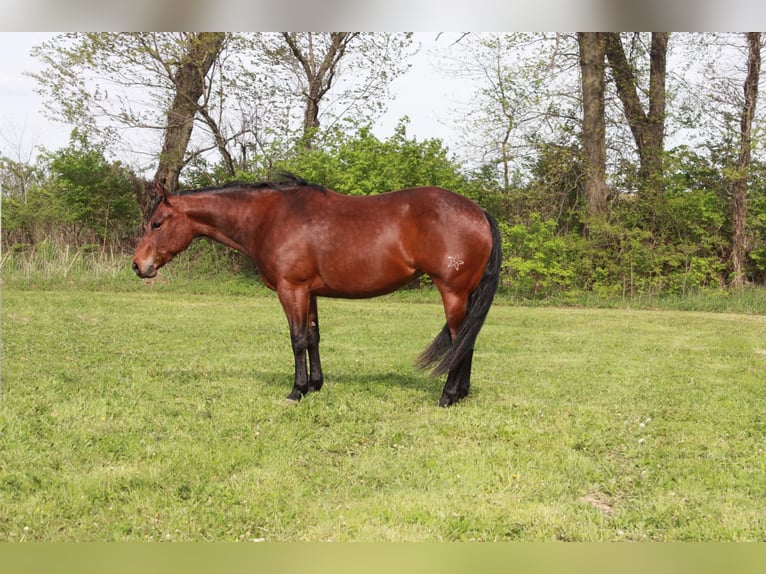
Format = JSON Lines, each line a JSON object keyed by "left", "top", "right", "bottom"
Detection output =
{"left": 731, "top": 32, "right": 761, "bottom": 289}
{"left": 577, "top": 32, "right": 609, "bottom": 218}
{"left": 605, "top": 32, "right": 668, "bottom": 196}
{"left": 645, "top": 33, "right": 668, "bottom": 191}
{"left": 154, "top": 33, "right": 226, "bottom": 193}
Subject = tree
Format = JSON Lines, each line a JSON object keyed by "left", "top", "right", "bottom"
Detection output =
{"left": 443, "top": 33, "right": 580, "bottom": 192}
{"left": 0, "top": 154, "right": 46, "bottom": 245}
{"left": 0, "top": 156, "right": 43, "bottom": 207}
{"left": 0, "top": 122, "right": 45, "bottom": 205}
{"left": 248, "top": 33, "right": 415, "bottom": 148}
{"left": 31, "top": 33, "right": 230, "bottom": 193}
{"left": 577, "top": 32, "right": 609, "bottom": 217}
{"left": 677, "top": 33, "right": 766, "bottom": 286}
{"left": 730, "top": 32, "right": 762, "bottom": 288}
{"left": 285, "top": 32, "right": 358, "bottom": 138}
{"left": 604, "top": 32, "right": 668, "bottom": 196}
{"left": 32, "top": 32, "right": 415, "bottom": 186}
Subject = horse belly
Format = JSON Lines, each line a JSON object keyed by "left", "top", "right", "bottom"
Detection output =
{"left": 314, "top": 236, "right": 418, "bottom": 298}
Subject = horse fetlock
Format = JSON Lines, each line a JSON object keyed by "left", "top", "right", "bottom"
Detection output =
{"left": 308, "top": 378, "right": 324, "bottom": 393}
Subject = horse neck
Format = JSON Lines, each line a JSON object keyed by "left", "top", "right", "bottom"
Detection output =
{"left": 181, "top": 190, "right": 275, "bottom": 256}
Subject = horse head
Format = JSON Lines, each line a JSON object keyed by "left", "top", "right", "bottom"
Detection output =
{"left": 131, "top": 183, "right": 196, "bottom": 279}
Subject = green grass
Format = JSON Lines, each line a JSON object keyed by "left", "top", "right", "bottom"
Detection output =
{"left": 2, "top": 286, "right": 765, "bottom": 541}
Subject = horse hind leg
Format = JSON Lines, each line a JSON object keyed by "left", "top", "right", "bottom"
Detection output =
{"left": 433, "top": 286, "right": 474, "bottom": 407}
{"left": 429, "top": 220, "right": 501, "bottom": 406}
{"left": 440, "top": 350, "right": 474, "bottom": 407}
{"left": 438, "top": 334, "right": 474, "bottom": 407}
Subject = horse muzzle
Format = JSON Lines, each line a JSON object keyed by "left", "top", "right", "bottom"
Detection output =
{"left": 132, "top": 260, "right": 157, "bottom": 279}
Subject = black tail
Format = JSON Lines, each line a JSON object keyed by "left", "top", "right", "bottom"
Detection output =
{"left": 418, "top": 211, "right": 502, "bottom": 376}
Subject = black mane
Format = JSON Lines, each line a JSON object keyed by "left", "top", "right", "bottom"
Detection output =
{"left": 180, "top": 172, "right": 327, "bottom": 196}
{"left": 143, "top": 173, "right": 325, "bottom": 221}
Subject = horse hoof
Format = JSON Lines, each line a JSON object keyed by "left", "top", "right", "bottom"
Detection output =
{"left": 285, "top": 390, "right": 303, "bottom": 403}
{"left": 438, "top": 395, "right": 455, "bottom": 407}
{"left": 439, "top": 392, "right": 469, "bottom": 407}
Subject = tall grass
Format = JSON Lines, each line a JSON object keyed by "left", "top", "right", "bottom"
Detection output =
{"left": 4, "top": 243, "right": 766, "bottom": 313}
{"left": 1, "top": 240, "right": 262, "bottom": 295}
{"left": 2, "top": 240, "right": 132, "bottom": 285}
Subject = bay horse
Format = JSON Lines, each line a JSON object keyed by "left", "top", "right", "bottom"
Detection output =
{"left": 132, "top": 175, "right": 502, "bottom": 407}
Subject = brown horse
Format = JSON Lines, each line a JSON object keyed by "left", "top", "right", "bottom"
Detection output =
{"left": 132, "top": 175, "right": 501, "bottom": 406}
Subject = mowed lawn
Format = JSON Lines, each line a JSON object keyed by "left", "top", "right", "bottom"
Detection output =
{"left": 2, "top": 288, "right": 765, "bottom": 541}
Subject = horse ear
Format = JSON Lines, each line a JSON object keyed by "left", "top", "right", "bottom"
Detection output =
{"left": 155, "top": 181, "right": 171, "bottom": 204}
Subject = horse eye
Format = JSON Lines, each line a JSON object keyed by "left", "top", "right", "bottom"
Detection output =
{"left": 151, "top": 221, "right": 162, "bottom": 230}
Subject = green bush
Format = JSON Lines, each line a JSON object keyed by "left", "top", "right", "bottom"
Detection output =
{"left": 2, "top": 133, "right": 140, "bottom": 249}
{"left": 501, "top": 215, "right": 573, "bottom": 297}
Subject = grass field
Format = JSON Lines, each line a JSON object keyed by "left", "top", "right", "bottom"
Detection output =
{"left": 2, "top": 285, "right": 765, "bottom": 541}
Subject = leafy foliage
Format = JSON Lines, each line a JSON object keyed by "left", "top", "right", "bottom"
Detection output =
{"left": 279, "top": 121, "right": 469, "bottom": 196}
{"left": 4, "top": 123, "right": 766, "bottom": 298}
{"left": 184, "top": 119, "right": 473, "bottom": 199}
{"left": 500, "top": 215, "right": 573, "bottom": 296}
{"left": 2, "top": 132, "right": 140, "bottom": 247}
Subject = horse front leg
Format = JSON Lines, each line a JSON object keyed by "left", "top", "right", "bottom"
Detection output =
{"left": 278, "top": 285, "right": 311, "bottom": 403}
{"left": 307, "top": 295, "right": 324, "bottom": 393}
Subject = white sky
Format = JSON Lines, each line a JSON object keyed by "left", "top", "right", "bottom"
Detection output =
{"left": 0, "top": 32, "right": 474, "bottom": 167}
{"left": 0, "top": 32, "right": 73, "bottom": 161}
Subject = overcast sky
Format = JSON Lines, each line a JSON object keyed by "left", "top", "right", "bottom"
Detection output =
{"left": 0, "top": 32, "right": 474, "bottom": 167}
{"left": 0, "top": 32, "right": 73, "bottom": 160}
